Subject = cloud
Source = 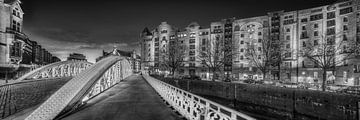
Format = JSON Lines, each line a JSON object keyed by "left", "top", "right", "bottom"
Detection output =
{"left": 78, "top": 43, "right": 129, "bottom": 50}
{"left": 24, "top": 27, "right": 139, "bottom": 63}
{"left": 29, "top": 27, "right": 91, "bottom": 43}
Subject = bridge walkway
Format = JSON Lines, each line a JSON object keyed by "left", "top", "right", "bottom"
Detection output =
{"left": 62, "top": 75, "right": 183, "bottom": 120}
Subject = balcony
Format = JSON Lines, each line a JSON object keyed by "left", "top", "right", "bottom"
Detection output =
{"left": 6, "top": 28, "right": 28, "bottom": 40}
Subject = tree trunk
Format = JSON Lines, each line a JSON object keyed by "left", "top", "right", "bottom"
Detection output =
{"left": 171, "top": 68, "right": 175, "bottom": 75}
{"left": 322, "top": 69, "right": 327, "bottom": 91}
{"left": 263, "top": 72, "right": 266, "bottom": 81}
{"left": 211, "top": 68, "right": 216, "bottom": 81}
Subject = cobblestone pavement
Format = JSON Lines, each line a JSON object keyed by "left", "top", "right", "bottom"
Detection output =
{"left": 0, "top": 77, "right": 72, "bottom": 119}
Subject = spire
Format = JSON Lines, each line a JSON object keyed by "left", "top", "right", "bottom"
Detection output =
{"left": 142, "top": 27, "right": 152, "bottom": 36}
{"left": 111, "top": 48, "right": 120, "bottom": 56}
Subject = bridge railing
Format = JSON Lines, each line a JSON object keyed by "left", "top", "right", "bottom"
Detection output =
{"left": 24, "top": 56, "right": 132, "bottom": 120}
{"left": 142, "top": 73, "right": 256, "bottom": 120}
{"left": 16, "top": 60, "right": 93, "bottom": 81}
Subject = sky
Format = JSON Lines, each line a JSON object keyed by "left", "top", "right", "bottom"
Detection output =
{"left": 20, "top": 0, "right": 338, "bottom": 63}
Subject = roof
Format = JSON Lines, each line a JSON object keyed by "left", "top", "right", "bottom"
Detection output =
{"left": 188, "top": 22, "right": 200, "bottom": 28}
{"left": 4, "top": 0, "right": 20, "bottom": 5}
{"left": 142, "top": 27, "right": 152, "bottom": 36}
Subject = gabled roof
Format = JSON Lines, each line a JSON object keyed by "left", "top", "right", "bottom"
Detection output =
{"left": 142, "top": 27, "right": 152, "bottom": 36}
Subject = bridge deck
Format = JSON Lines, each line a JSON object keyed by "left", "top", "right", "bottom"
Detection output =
{"left": 63, "top": 75, "right": 182, "bottom": 120}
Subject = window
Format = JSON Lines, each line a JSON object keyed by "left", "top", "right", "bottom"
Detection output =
{"left": 258, "top": 32, "right": 262, "bottom": 35}
{"left": 314, "top": 40, "right": 318, "bottom": 46}
{"left": 343, "top": 25, "right": 348, "bottom": 31}
{"left": 327, "top": 36, "right": 335, "bottom": 45}
{"left": 302, "top": 61, "right": 306, "bottom": 68}
{"left": 202, "top": 47, "right": 206, "bottom": 51}
{"left": 310, "top": 14, "right": 323, "bottom": 21}
{"left": 234, "top": 25, "right": 240, "bottom": 31}
{"left": 161, "top": 30, "right": 167, "bottom": 33}
{"left": 343, "top": 34, "right": 348, "bottom": 41}
{"left": 240, "top": 34, "right": 244, "bottom": 38}
{"left": 286, "top": 28, "right": 290, "bottom": 32}
{"left": 240, "top": 41, "right": 244, "bottom": 44}
{"left": 354, "top": 65, "right": 360, "bottom": 73}
{"left": 240, "top": 56, "right": 244, "bottom": 60}
{"left": 189, "top": 39, "right": 195, "bottom": 43}
{"left": 339, "top": 7, "right": 353, "bottom": 15}
{"left": 258, "top": 47, "right": 262, "bottom": 51}
{"left": 240, "top": 49, "right": 244, "bottom": 52}
{"left": 314, "top": 24, "right": 319, "bottom": 28}
{"left": 302, "top": 26, "right": 306, "bottom": 30}
{"left": 286, "top": 44, "right": 290, "bottom": 48}
{"left": 314, "top": 72, "right": 318, "bottom": 78}
{"left": 190, "top": 45, "right": 195, "bottom": 49}
{"left": 202, "top": 39, "right": 206, "bottom": 45}
{"left": 286, "top": 35, "right": 290, "bottom": 40}
{"left": 301, "top": 18, "right": 308, "bottom": 23}
{"left": 326, "top": 27, "right": 335, "bottom": 35}
{"left": 12, "top": 10, "right": 16, "bottom": 16}
{"left": 301, "top": 32, "right": 308, "bottom": 39}
{"left": 327, "top": 12, "right": 336, "bottom": 19}
{"left": 258, "top": 39, "right": 262, "bottom": 43}
{"left": 302, "top": 41, "right": 306, "bottom": 47}
{"left": 314, "top": 31, "right": 319, "bottom": 36}
{"left": 189, "top": 51, "right": 195, "bottom": 55}
{"left": 190, "top": 57, "right": 195, "bottom": 61}
{"left": 327, "top": 20, "right": 335, "bottom": 27}
{"left": 343, "top": 17, "right": 348, "bottom": 22}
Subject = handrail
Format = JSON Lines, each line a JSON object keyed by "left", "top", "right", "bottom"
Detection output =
{"left": 142, "top": 73, "right": 256, "bottom": 120}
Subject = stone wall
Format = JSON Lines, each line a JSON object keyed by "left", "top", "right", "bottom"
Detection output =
{"left": 153, "top": 75, "right": 360, "bottom": 120}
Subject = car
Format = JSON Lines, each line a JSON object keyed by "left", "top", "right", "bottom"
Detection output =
{"left": 326, "top": 85, "right": 348, "bottom": 92}
{"left": 281, "top": 83, "right": 298, "bottom": 88}
{"left": 181, "top": 75, "right": 201, "bottom": 80}
{"left": 243, "top": 79, "right": 255, "bottom": 84}
{"left": 340, "top": 86, "right": 360, "bottom": 94}
{"left": 254, "top": 80, "right": 264, "bottom": 84}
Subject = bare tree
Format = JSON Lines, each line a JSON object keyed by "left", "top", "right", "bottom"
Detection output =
{"left": 160, "top": 42, "right": 186, "bottom": 75}
{"left": 244, "top": 38, "right": 274, "bottom": 80}
{"left": 301, "top": 33, "right": 360, "bottom": 91}
{"left": 197, "top": 38, "right": 230, "bottom": 81}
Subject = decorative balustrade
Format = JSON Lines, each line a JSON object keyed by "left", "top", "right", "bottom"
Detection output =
{"left": 16, "top": 61, "right": 93, "bottom": 81}
{"left": 25, "top": 56, "right": 132, "bottom": 120}
{"left": 142, "top": 74, "right": 255, "bottom": 120}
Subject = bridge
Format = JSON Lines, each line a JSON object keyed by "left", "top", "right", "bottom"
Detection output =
{"left": 0, "top": 55, "right": 255, "bottom": 120}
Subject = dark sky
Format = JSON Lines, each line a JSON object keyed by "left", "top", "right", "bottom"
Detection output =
{"left": 20, "top": 0, "right": 338, "bottom": 63}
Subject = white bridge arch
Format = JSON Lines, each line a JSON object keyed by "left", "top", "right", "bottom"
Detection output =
{"left": 16, "top": 60, "right": 93, "bottom": 81}
{"left": 25, "top": 56, "right": 132, "bottom": 120}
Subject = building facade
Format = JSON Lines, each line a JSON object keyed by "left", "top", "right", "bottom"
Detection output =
{"left": 67, "top": 53, "right": 87, "bottom": 61}
{"left": 141, "top": 0, "right": 360, "bottom": 85}
{"left": 96, "top": 49, "right": 141, "bottom": 73}
{"left": 0, "top": 0, "right": 59, "bottom": 79}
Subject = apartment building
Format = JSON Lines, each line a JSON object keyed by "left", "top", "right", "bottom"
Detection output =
{"left": 141, "top": 0, "right": 360, "bottom": 85}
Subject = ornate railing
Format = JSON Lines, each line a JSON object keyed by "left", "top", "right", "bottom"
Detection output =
{"left": 142, "top": 74, "right": 256, "bottom": 120}
{"left": 24, "top": 56, "right": 132, "bottom": 120}
{"left": 16, "top": 60, "right": 93, "bottom": 81}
